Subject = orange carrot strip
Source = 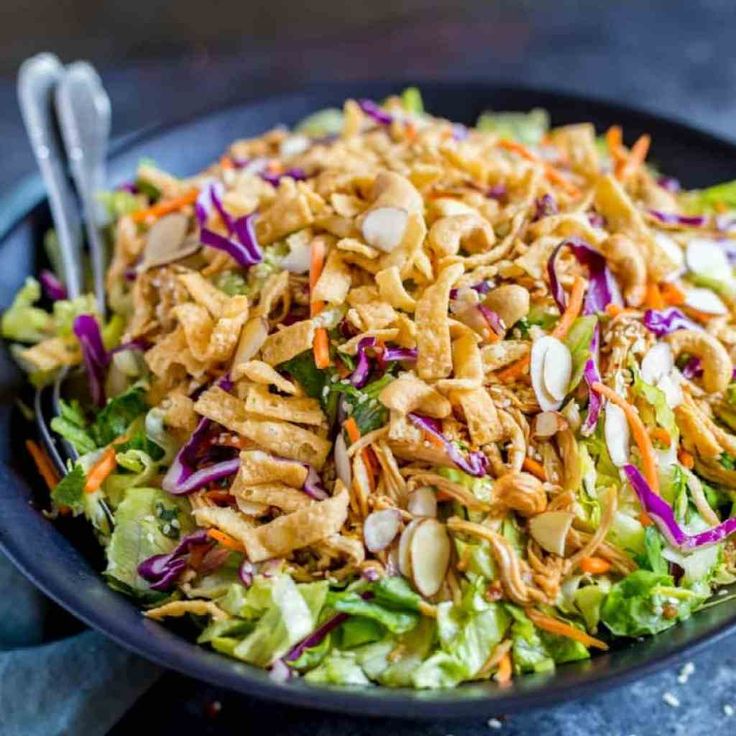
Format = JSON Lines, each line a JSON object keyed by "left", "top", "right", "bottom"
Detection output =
{"left": 497, "top": 140, "right": 580, "bottom": 196}
{"left": 639, "top": 511, "right": 654, "bottom": 527}
{"left": 660, "top": 281, "right": 686, "bottom": 306}
{"left": 26, "top": 439, "right": 60, "bottom": 491}
{"left": 84, "top": 447, "right": 117, "bottom": 493}
{"left": 551, "top": 276, "right": 586, "bottom": 340}
{"left": 496, "top": 355, "right": 530, "bottom": 383}
{"left": 130, "top": 189, "right": 198, "bottom": 223}
{"left": 678, "top": 448, "right": 695, "bottom": 469}
{"left": 344, "top": 417, "right": 361, "bottom": 445}
{"left": 309, "top": 237, "right": 327, "bottom": 309}
{"left": 580, "top": 556, "right": 612, "bottom": 575}
{"left": 644, "top": 282, "right": 665, "bottom": 310}
{"left": 591, "top": 382, "right": 659, "bottom": 494}
{"left": 617, "top": 133, "right": 651, "bottom": 181}
{"left": 680, "top": 305, "right": 716, "bottom": 324}
{"left": 207, "top": 529, "right": 246, "bottom": 552}
{"left": 219, "top": 155, "right": 235, "bottom": 170}
{"left": 495, "top": 652, "right": 513, "bottom": 684}
{"left": 605, "top": 304, "right": 637, "bottom": 318}
{"left": 526, "top": 608, "right": 609, "bottom": 650}
{"left": 650, "top": 427, "right": 671, "bottom": 448}
{"left": 605, "top": 125, "right": 625, "bottom": 161}
{"left": 522, "top": 457, "right": 548, "bottom": 481}
{"left": 313, "top": 327, "right": 331, "bottom": 369}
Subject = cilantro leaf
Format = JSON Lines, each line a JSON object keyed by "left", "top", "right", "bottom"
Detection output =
{"left": 90, "top": 386, "right": 148, "bottom": 446}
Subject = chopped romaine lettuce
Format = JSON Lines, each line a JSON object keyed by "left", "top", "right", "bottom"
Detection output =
{"left": 682, "top": 179, "right": 736, "bottom": 213}
{"left": 476, "top": 108, "right": 549, "bottom": 146}
{"left": 296, "top": 108, "right": 344, "bottom": 137}
{"left": 1, "top": 278, "right": 53, "bottom": 343}
{"left": 400, "top": 87, "right": 424, "bottom": 115}
{"left": 327, "top": 590, "right": 418, "bottom": 634}
{"left": 97, "top": 190, "right": 142, "bottom": 219}
{"left": 90, "top": 386, "right": 148, "bottom": 446}
{"left": 338, "top": 617, "right": 385, "bottom": 649}
{"left": 304, "top": 651, "right": 371, "bottom": 685}
{"left": 51, "top": 464, "right": 86, "bottom": 514}
{"left": 563, "top": 315, "right": 598, "bottom": 392}
{"left": 50, "top": 400, "right": 96, "bottom": 454}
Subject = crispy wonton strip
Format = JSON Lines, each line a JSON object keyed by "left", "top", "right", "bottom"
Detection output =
{"left": 238, "top": 450, "right": 308, "bottom": 487}
{"left": 244, "top": 384, "right": 324, "bottom": 425}
{"left": 259, "top": 319, "right": 316, "bottom": 366}
{"left": 144, "top": 600, "right": 229, "bottom": 621}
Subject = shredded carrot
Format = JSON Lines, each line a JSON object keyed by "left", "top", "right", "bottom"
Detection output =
{"left": 644, "top": 282, "right": 665, "bottom": 310}
{"left": 130, "top": 189, "right": 198, "bottom": 223}
{"left": 309, "top": 237, "right": 327, "bottom": 308}
{"left": 660, "top": 281, "right": 686, "bottom": 306}
{"left": 203, "top": 489, "right": 234, "bottom": 504}
{"left": 207, "top": 529, "right": 246, "bottom": 552}
{"left": 526, "top": 608, "right": 609, "bottom": 651}
{"left": 313, "top": 327, "right": 331, "bottom": 369}
{"left": 421, "top": 428, "right": 447, "bottom": 450}
{"left": 639, "top": 511, "right": 654, "bottom": 527}
{"left": 25, "top": 439, "right": 60, "bottom": 491}
{"left": 591, "top": 382, "right": 659, "bottom": 494}
{"left": 605, "top": 125, "right": 625, "bottom": 162}
{"left": 496, "top": 355, "right": 530, "bottom": 383}
{"left": 617, "top": 133, "right": 651, "bottom": 181}
{"left": 680, "top": 305, "right": 716, "bottom": 324}
{"left": 498, "top": 139, "right": 581, "bottom": 197}
{"left": 494, "top": 652, "right": 513, "bottom": 685}
{"left": 552, "top": 276, "right": 586, "bottom": 340}
{"left": 522, "top": 456, "right": 547, "bottom": 481}
{"left": 219, "top": 155, "right": 234, "bottom": 170}
{"left": 678, "top": 448, "right": 695, "bottom": 469}
{"left": 84, "top": 447, "right": 117, "bottom": 493}
{"left": 605, "top": 304, "right": 637, "bottom": 318}
{"left": 580, "top": 556, "right": 612, "bottom": 575}
{"left": 650, "top": 427, "right": 671, "bottom": 448}
{"left": 344, "top": 417, "right": 361, "bottom": 445}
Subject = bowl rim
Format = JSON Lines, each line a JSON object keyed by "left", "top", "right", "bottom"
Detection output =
{"left": 2, "top": 79, "right": 736, "bottom": 719}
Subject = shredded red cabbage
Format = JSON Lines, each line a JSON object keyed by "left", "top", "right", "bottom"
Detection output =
{"left": 408, "top": 413, "right": 488, "bottom": 477}
{"left": 358, "top": 99, "right": 393, "bottom": 125}
{"left": 284, "top": 612, "right": 349, "bottom": 663}
{"left": 379, "top": 347, "right": 418, "bottom": 366}
{"left": 40, "top": 270, "right": 67, "bottom": 301}
{"left": 547, "top": 237, "right": 622, "bottom": 315}
{"left": 239, "top": 559, "right": 255, "bottom": 587}
{"left": 302, "top": 464, "right": 329, "bottom": 500}
{"left": 449, "top": 281, "right": 492, "bottom": 300}
{"left": 643, "top": 308, "right": 702, "bottom": 337}
{"left": 260, "top": 168, "right": 307, "bottom": 186}
{"left": 72, "top": 314, "right": 110, "bottom": 407}
{"left": 681, "top": 356, "right": 703, "bottom": 380}
{"left": 648, "top": 210, "right": 707, "bottom": 228}
{"left": 195, "top": 182, "right": 230, "bottom": 230}
{"left": 587, "top": 211, "right": 606, "bottom": 229}
{"left": 478, "top": 304, "right": 506, "bottom": 335}
{"left": 533, "top": 194, "right": 558, "bottom": 221}
{"left": 349, "top": 337, "right": 376, "bottom": 388}
{"left": 582, "top": 357, "right": 603, "bottom": 435}
{"left": 137, "top": 529, "right": 212, "bottom": 591}
{"left": 451, "top": 123, "right": 469, "bottom": 141}
{"left": 201, "top": 213, "right": 262, "bottom": 268}
{"left": 624, "top": 464, "right": 736, "bottom": 550}
{"left": 657, "top": 176, "right": 681, "bottom": 193}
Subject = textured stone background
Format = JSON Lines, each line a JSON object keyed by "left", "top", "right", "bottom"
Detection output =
{"left": 1, "top": 1, "right": 736, "bottom": 733}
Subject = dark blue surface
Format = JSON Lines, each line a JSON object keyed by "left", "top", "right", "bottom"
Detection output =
{"left": 1, "top": 83, "right": 736, "bottom": 735}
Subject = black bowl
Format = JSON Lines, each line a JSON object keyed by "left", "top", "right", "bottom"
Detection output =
{"left": 1, "top": 82, "right": 735, "bottom": 719}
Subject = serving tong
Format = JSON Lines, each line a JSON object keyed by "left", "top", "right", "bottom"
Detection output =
{"left": 18, "top": 53, "right": 111, "bottom": 474}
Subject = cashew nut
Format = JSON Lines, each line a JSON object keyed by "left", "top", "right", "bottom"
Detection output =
{"left": 427, "top": 214, "right": 495, "bottom": 257}
{"left": 492, "top": 472, "right": 547, "bottom": 516}
{"left": 483, "top": 284, "right": 530, "bottom": 329}
{"left": 598, "top": 234, "right": 647, "bottom": 307}
{"left": 666, "top": 329, "right": 733, "bottom": 393}
{"left": 360, "top": 171, "right": 423, "bottom": 254}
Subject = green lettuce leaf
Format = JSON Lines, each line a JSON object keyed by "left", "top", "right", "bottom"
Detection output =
{"left": 400, "top": 87, "right": 424, "bottom": 115}
{"left": 564, "top": 316, "right": 598, "bottom": 392}
{"left": 1, "top": 278, "right": 53, "bottom": 343}
{"left": 50, "top": 399, "right": 96, "bottom": 454}
{"left": 231, "top": 577, "right": 328, "bottom": 667}
{"left": 52, "top": 295, "right": 97, "bottom": 337}
{"left": 476, "top": 108, "right": 549, "bottom": 146}
{"left": 104, "top": 487, "right": 193, "bottom": 599}
{"left": 682, "top": 179, "right": 736, "bottom": 213}
{"left": 506, "top": 606, "right": 554, "bottom": 674}
{"left": 51, "top": 464, "right": 86, "bottom": 514}
{"left": 634, "top": 526, "right": 669, "bottom": 575}
{"left": 296, "top": 108, "right": 344, "bottom": 137}
{"left": 304, "top": 651, "right": 371, "bottom": 685}
{"left": 631, "top": 366, "right": 678, "bottom": 442}
{"left": 327, "top": 590, "right": 419, "bottom": 634}
{"left": 338, "top": 617, "right": 385, "bottom": 649}
{"left": 90, "top": 386, "right": 148, "bottom": 446}
{"left": 600, "top": 570, "right": 701, "bottom": 637}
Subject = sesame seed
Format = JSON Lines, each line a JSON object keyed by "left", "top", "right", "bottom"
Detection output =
{"left": 677, "top": 661, "right": 695, "bottom": 684}
{"left": 662, "top": 692, "right": 680, "bottom": 708}
{"left": 724, "top": 704, "right": 734, "bottom": 717}
{"left": 487, "top": 717, "right": 503, "bottom": 729}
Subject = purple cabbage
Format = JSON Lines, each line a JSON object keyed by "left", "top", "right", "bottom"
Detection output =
{"left": 451, "top": 123, "right": 469, "bottom": 141}
{"left": 201, "top": 213, "right": 263, "bottom": 268}
{"left": 349, "top": 337, "right": 376, "bottom": 388}
{"left": 195, "top": 182, "right": 228, "bottom": 229}
{"left": 587, "top": 211, "right": 606, "bottom": 229}
{"left": 624, "top": 464, "right": 736, "bottom": 551}
{"left": 486, "top": 184, "right": 507, "bottom": 201}
{"left": 284, "top": 612, "right": 349, "bottom": 663}
{"left": 582, "top": 357, "right": 603, "bottom": 436}
{"left": 260, "top": 168, "right": 307, "bottom": 186}
{"left": 357, "top": 99, "right": 393, "bottom": 125}
{"left": 72, "top": 314, "right": 110, "bottom": 407}
{"left": 408, "top": 413, "right": 488, "bottom": 477}
{"left": 681, "top": 356, "right": 703, "bottom": 380}
{"left": 303, "top": 464, "right": 329, "bottom": 500}
{"left": 239, "top": 559, "right": 255, "bottom": 587}
{"left": 657, "top": 176, "right": 681, "bottom": 193}
{"left": 137, "top": 529, "right": 212, "bottom": 591}
{"left": 648, "top": 210, "right": 707, "bottom": 228}
{"left": 547, "top": 237, "right": 622, "bottom": 316}
{"left": 477, "top": 304, "right": 505, "bottom": 335}
{"left": 533, "top": 194, "right": 558, "bottom": 221}
{"left": 165, "top": 457, "right": 241, "bottom": 496}
{"left": 40, "top": 270, "right": 67, "bottom": 301}
{"left": 449, "top": 281, "right": 493, "bottom": 300}
{"left": 379, "top": 347, "right": 418, "bottom": 365}
{"left": 642, "top": 308, "right": 701, "bottom": 337}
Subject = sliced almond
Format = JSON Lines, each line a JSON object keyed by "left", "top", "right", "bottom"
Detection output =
{"left": 407, "top": 487, "right": 438, "bottom": 518}
{"left": 531, "top": 336, "right": 569, "bottom": 411}
{"left": 683, "top": 287, "right": 727, "bottom": 315}
{"left": 604, "top": 401, "right": 630, "bottom": 467}
{"left": 409, "top": 518, "right": 451, "bottom": 597}
{"left": 232, "top": 317, "right": 269, "bottom": 367}
{"left": 641, "top": 342, "right": 674, "bottom": 385}
{"left": 528, "top": 510, "right": 575, "bottom": 556}
{"left": 333, "top": 433, "right": 352, "bottom": 489}
{"left": 653, "top": 232, "right": 685, "bottom": 277}
{"left": 361, "top": 207, "right": 408, "bottom": 253}
{"left": 533, "top": 411, "right": 568, "bottom": 439}
{"left": 141, "top": 212, "right": 198, "bottom": 269}
{"left": 363, "top": 509, "right": 401, "bottom": 552}
{"left": 685, "top": 238, "right": 730, "bottom": 276}
{"left": 398, "top": 518, "right": 423, "bottom": 578}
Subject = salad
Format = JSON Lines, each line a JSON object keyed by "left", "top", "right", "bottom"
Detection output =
{"left": 4, "top": 88, "right": 736, "bottom": 689}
